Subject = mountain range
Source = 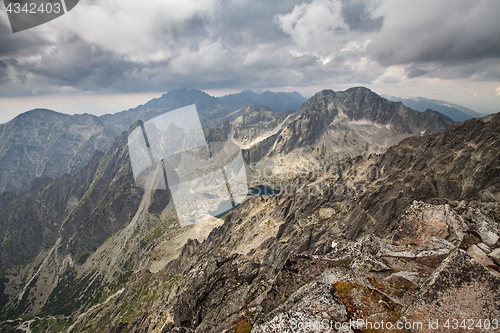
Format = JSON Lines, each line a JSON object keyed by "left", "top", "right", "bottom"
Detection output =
{"left": 0, "top": 87, "right": 498, "bottom": 332}
{"left": 384, "top": 95, "right": 487, "bottom": 122}
{"left": 88, "top": 112, "right": 500, "bottom": 332}
{"left": 0, "top": 89, "right": 306, "bottom": 194}
{"left": 0, "top": 88, "right": 458, "bottom": 194}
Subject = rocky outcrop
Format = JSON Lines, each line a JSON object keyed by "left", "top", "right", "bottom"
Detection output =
{"left": 98, "top": 197, "right": 499, "bottom": 333}
{"left": 246, "top": 87, "right": 454, "bottom": 163}
{"left": 253, "top": 201, "right": 500, "bottom": 333}
{"left": 0, "top": 93, "right": 496, "bottom": 332}
{"left": 402, "top": 249, "right": 500, "bottom": 333}
{"left": 76, "top": 113, "right": 499, "bottom": 333}
{"left": 392, "top": 201, "right": 468, "bottom": 246}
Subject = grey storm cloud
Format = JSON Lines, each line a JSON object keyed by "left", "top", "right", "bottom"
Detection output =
{"left": 368, "top": 0, "right": 500, "bottom": 65}
{"left": 405, "top": 68, "right": 429, "bottom": 79}
{"left": 0, "top": 0, "right": 499, "bottom": 96}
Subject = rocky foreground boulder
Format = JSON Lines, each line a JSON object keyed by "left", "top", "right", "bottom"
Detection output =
{"left": 90, "top": 199, "right": 500, "bottom": 333}
{"left": 253, "top": 201, "right": 500, "bottom": 333}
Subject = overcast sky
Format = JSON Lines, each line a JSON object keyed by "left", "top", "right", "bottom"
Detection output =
{"left": 0, "top": 0, "right": 499, "bottom": 123}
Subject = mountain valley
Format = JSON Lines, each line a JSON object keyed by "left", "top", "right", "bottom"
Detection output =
{"left": 0, "top": 87, "right": 498, "bottom": 333}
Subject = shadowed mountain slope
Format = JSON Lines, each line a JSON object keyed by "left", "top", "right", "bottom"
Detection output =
{"left": 243, "top": 87, "right": 454, "bottom": 165}
{"left": 0, "top": 90, "right": 304, "bottom": 194}
{"left": 74, "top": 109, "right": 499, "bottom": 333}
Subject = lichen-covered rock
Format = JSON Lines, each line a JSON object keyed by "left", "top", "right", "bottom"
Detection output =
{"left": 476, "top": 242, "right": 491, "bottom": 253}
{"left": 392, "top": 201, "right": 467, "bottom": 246}
{"left": 252, "top": 311, "right": 333, "bottom": 333}
{"left": 459, "top": 205, "right": 500, "bottom": 247}
{"left": 267, "top": 281, "right": 348, "bottom": 324}
{"left": 260, "top": 254, "right": 349, "bottom": 317}
{"left": 402, "top": 249, "right": 500, "bottom": 333}
{"left": 414, "top": 237, "right": 456, "bottom": 269}
{"left": 466, "top": 245, "right": 499, "bottom": 272}
{"left": 384, "top": 271, "right": 422, "bottom": 290}
{"left": 489, "top": 248, "right": 500, "bottom": 266}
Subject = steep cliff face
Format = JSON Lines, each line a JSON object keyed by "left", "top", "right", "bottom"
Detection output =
{"left": 0, "top": 90, "right": 304, "bottom": 194}
{"left": 227, "top": 104, "right": 289, "bottom": 147}
{"left": 0, "top": 123, "right": 144, "bottom": 269}
{"left": 0, "top": 122, "right": 149, "bottom": 320}
{"left": 0, "top": 87, "right": 478, "bottom": 332}
{"left": 0, "top": 150, "right": 104, "bottom": 268}
{"left": 0, "top": 109, "right": 117, "bottom": 193}
{"left": 245, "top": 87, "right": 454, "bottom": 163}
{"left": 57, "top": 122, "right": 145, "bottom": 258}
{"left": 77, "top": 112, "right": 499, "bottom": 333}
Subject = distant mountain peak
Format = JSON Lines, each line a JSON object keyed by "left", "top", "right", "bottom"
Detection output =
{"left": 384, "top": 95, "right": 484, "bottom": 122}
{"left": 13, "top": 108, "right": 66, "bottom": 120}
{"left": 346, "top": 86, "right": 374, "bottom": 93}
{"left": 163, "top": 88, "right": 213, "bottom": 100}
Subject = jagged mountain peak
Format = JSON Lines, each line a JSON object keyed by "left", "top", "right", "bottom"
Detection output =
{"left": 298, "top": 86, "right": 391, "bottom": 115}
{"left": 242, "top": 87, "right": 454, "bottom": 168}
{"left": 308, "top": 86, "right": 375, "bottom": 98}
{"left": 84, "top": 109, "right": 500, "bottom": 333}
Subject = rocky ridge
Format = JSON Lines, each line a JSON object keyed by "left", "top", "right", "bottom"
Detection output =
{"left": 70, "top": 112, "right": 500, "bottom": 332}
{"left": 0, "top": 88, "right": 480, "bottom": 332}
{"left": 0, "top": 90, "right": 303, "bottom": 194}
{"left": 242, "top": 87, "right": 454, "bottom": 183}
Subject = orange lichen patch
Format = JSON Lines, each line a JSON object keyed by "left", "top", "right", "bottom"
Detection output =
{"left": 367, "top": 276, "right": 386, "bottom": 291}
{"left": 334, "top": 281, "right": 357, "bottom": 295}
{"left": 229, "top": 318, "right": 252, "bottom": 333}
{"left": 333, "top": 281, "right": 403, "bottom": 329}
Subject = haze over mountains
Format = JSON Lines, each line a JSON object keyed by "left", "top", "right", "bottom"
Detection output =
{"left": 384, "top": 95, "right": 489, "bottom": 122}
{"left": 0, "top": 89, "right": 306, "bottom": 194}
{"left": 0, "top": 86, "right": 498, "bottom": 332}
{"left": 0, "top": 88, "right": 459, "bottom": 194}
